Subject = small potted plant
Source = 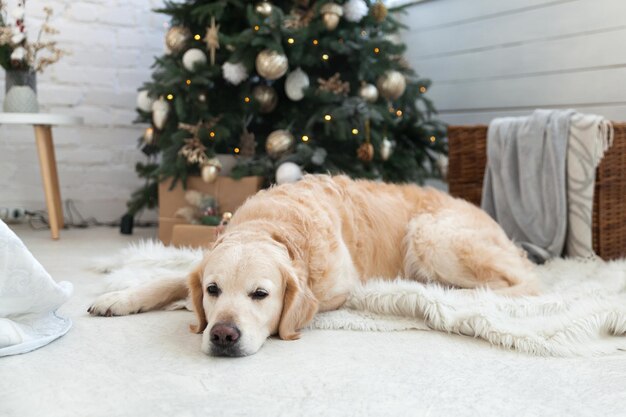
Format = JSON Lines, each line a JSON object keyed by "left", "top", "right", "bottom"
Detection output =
{"left": 0, "top": 0, "right": 66, "bottom": 113}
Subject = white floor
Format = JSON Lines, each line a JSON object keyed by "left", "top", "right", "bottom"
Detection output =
{"left": 2, "top": 226, "right": 625, "bottom": 417}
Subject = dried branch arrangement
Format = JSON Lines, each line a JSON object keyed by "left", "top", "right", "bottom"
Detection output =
{"left": 0, "top": 0, "right": 67, "bottom": 72}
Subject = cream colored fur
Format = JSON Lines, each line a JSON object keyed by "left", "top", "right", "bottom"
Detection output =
{"left": 90, "top": 175, "right": 538, "bottom": 356}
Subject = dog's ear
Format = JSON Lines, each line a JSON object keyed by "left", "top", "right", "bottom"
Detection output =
{"left": 278, "top": 265, "right": 318, "bottom": 340}
{"left": 271, "top": 227, "right": 318, "bottom": 339}
{"left": 188, "top": 265, "right": 207, "bottom": 334}
{"left": 271, "top": 229, "right": 305, "bottom": 266}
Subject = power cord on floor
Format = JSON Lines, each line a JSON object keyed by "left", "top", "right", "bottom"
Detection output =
{"left": 24, "top": 199, "right": 157, "bottom": 231}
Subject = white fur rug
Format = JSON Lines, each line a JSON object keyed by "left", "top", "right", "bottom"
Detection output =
{"left": 94, "top": 241, "right": 626, "bottom": 357}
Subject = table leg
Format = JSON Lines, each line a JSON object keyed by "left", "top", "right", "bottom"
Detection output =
{"left": 34, "top": 125, "right": 64, "bottom": 239}
{"left": 45, "top": 127, "right": 64, "bottom": 229}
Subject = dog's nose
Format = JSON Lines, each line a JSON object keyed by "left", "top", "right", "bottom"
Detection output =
{"left": 210, "top": 323, "right": 240, "bottom": 347}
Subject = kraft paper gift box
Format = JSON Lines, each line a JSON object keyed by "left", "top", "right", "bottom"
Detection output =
{"left": 158, "top": 176, "right": 263, "bottom": 248}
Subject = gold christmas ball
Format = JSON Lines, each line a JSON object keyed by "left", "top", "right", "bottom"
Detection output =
{"left": 165, "top": 26, "right": 191, "bottom": 54}
{"left": 255, "top": 49, "right": 288, "bottom": 80}
{"left": 252, "top": 85, "right": 278, "bottom": 113}
{"left": 321, "top": 3, "right": 343, "bottom": 31}
{"left": 357, "top": 142, "right": 374, "bottom": 162}
{"left": 201, "top": 164, "right": 220, "bottom": 183}
{"left": 359, "top": 83, "right": 379, "bottom": 103}
{"left": 255, "top": 1, "right": 273, "bottom": 16}
{"left": 265, "top": 130, "right": 294, "bottom": 159}
{"left": 380, "top": 138, "right": 393, "bottom": 161}
{"left": 201, "top": 157, "right": 222, "bottom": 183}
{"left": 371, "top": 1, "right": 388, "bottom": 23}
{"left": 377, "top": 70, "right": 406, "bottom": 101}
{"left": 143, "top": 127, "right": 155, "bottom": 145}
{"left": 323, "top": 13, "right": 340, "bottom": 31}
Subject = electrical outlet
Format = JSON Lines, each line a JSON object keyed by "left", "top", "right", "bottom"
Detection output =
{"left": 0, "top": 207, "right": 28, "bottom": 223}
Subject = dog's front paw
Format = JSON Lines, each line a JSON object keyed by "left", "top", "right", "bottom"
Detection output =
{"left": 88, "top": 291, "right": 142, "bottom": 317}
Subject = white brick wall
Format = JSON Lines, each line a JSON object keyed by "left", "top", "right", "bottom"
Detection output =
{"left": 0, "top": 0, "right": 166, "bottom": 222}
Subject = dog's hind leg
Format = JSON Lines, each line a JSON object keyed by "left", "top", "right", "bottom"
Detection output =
{"left": 403, "top": 207, "right": 539, "bottom": 296}
{"left": 88, "top": 276, "right": 188, "bottom": 317}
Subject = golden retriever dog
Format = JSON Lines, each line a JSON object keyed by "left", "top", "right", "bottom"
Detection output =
{"left": 89, "top": 175, "right": 537, "bottom": 356}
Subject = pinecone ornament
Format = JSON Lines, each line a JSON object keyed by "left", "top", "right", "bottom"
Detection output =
{"left": 371, "top": 1, "right": 388, "bottom": 23}
{"left": 357, "top": 142, "right": 374, "bottom": 162}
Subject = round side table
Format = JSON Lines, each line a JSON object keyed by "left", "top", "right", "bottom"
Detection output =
{"left": 0, "top": 113, "right": 84, "bottom": 239}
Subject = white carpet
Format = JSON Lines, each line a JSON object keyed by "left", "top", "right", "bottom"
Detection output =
{"left": 2, "top": 227, "right": 625, "bottom": 417}
{"left": 96, "top": 240, "right": 626, "bottom": 357}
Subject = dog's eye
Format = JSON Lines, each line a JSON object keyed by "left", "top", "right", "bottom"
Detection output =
{"left": 207, "top": 283, "right": 221, "bottom": 297}
{"left": 250, "top": 289, "right": 269, "bottom": 300}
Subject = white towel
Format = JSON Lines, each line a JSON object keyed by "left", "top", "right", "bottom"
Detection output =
{"left": 565, "top": 114, "right": 613, "bottom": 258}
{"left": 0, "top": 220, "right": 72, "bottom": 356}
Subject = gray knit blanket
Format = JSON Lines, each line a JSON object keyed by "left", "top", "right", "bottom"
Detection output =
{"left": 482, "top": 110, "right": 575, "bottom": 263}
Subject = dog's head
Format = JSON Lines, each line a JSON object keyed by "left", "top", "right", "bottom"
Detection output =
{"left": 188, "top": 229, "right": 318, "bottom": 357}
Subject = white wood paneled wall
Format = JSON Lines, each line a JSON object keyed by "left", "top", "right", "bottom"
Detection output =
{"left": 402, "top": 0, "right": 626, "bottom": 125}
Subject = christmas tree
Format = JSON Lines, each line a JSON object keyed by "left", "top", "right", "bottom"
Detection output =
{"left": 127, "top": 0, "right": 447, "bottom": 215}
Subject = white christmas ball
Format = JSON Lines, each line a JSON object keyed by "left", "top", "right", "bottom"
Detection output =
{"left": 222, "top": 61, "right": 248, "bottom": 85}
{"left": 136, "top": 90, "right": 155, "bottom": 113}
{"left": 276, "top": 162, "right": 303, "bottom": 185}
{"left": 343, "top": 0, "right": 368, "bottom": 22}
{"left": 359, "top": 83, "right": 379, "bottom": 103}
{"left": 182, "top": 48, "right": 207, "bottom": 71}
{"left": 380, "top": 138, "right": 393, "bottom": 161}
{"left": 285, "top": 68, "right": 310, "bottom": 101}
{"left": 151, "top": 97, "right": 170, "bottom": 130}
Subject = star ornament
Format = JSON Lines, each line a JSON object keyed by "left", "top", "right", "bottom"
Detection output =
{"left": 179, "top": 121, "right": 203, "bottom": 137}
{"left": 179, "top": 116, "right": 222, "bottom": 138}
{"left": 317, "top": 73, "right": 350, "bottom": 96}
{"left": 204, "top": 17, "right": 220, "bottom": 65}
